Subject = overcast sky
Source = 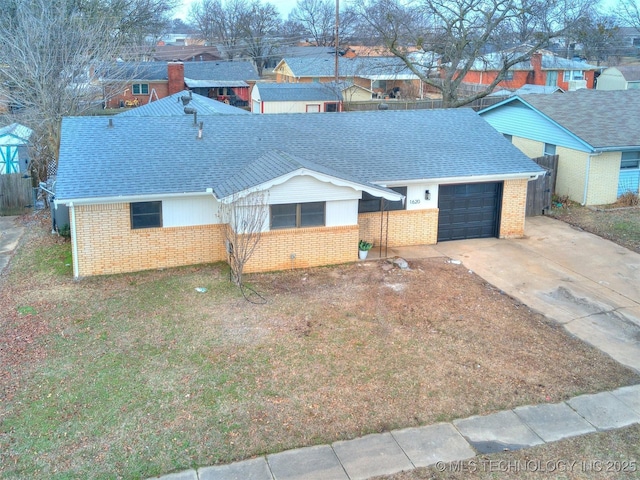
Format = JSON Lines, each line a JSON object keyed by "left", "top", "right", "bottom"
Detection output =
{"left": 174, "top": 0, "right": 300, "bottom": 20}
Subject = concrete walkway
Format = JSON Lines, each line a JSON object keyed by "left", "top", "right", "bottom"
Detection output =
{"left": 0, "top": 216, "right": 24, "bottom": 275}
{"left": 147, "top": 215, "right": 640, "bottom": 480}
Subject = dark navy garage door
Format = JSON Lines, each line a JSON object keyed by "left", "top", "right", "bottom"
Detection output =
{"left": 437, "top": 183, "right": 502, "bottom": 241}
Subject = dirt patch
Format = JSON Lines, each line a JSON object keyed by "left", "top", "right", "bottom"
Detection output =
{"left": 1, "top": 216, "right": 638, "bottom": 478}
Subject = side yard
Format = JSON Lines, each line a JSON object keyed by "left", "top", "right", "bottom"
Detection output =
{"left": 550, "top": 202, "right": 640, "bottom": 255}
{"left": 0, "top": 215, "right": 638, "bottom": 479}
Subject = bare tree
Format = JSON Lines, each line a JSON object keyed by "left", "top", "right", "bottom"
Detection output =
{"left": 352, "top": 0, "right": 593, "bottom": 108}
{"left": 240, "top": 1, "right": 282, "bottom": 75}
{"left": 289, "top": 0, "right": 336, "bottom": 46}
{"left": 219, "top": 191, "right": 269, "bottom": 287}
{"left": 620, "top": 0, "right": 640, "bottom": 29}
{"left": 0, "top": 0, "right": 135, "bottom": 183}
{"left": 188, "top": 0, "right": 249, "bottom": 59}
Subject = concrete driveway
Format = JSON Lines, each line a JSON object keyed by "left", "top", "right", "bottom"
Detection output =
{"left": 429, "top": 216, "right": 640, "bottom": 374}
{"left": 0, "top": 216, "right": 25, "bottom": 275}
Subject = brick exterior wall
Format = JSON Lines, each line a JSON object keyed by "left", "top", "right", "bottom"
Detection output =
{"left": 499, "top": 178, "right": 528, "bottom": 238}
{"left": 358, "top": 209, "right": 439, "bottom": 247}
{"left": 74, "top": 203, "right": 226, "bottom": 277}
{"left": 244, "top": 225, "right": 359, "bottom": 273}
{"left": 512, "top": 137, "right": 545, "bottom": 158}
{"left": 584, "top": 151, "right": 621, "bottom": 206}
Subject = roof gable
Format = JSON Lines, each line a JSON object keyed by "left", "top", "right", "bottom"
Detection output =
{"left": 0, "top": 123, "right": 33, "bottom": 145}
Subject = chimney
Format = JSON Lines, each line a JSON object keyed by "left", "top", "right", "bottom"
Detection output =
{"left": 530, "top": 53, "right": 542, "bottom": 84}
{"left": 167, "top": 62, "right": 185, "bottom": 95}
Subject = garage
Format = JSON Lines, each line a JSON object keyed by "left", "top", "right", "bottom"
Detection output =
{"left": 437, "top": 182, "right": 503, "bottom": 241}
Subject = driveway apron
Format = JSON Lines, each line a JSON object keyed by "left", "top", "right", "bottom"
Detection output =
{"left": 433, "top": 216, "right": 640, "bottom": 374}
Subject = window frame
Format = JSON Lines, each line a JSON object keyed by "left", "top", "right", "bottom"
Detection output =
{"left": 130, "top": 201, "right": 162, "bottom": 229}
{"left": 543, "top": 143, "right": 556, "bottom": 156}
{"left": 132, "top": 83, "right": 149, "bottom": 95}
{"left": 270, "top": 202, "right": 326, "bottom": 229}
{"left": 621, "top": 151, "right": 640, "bottom": 169}
{"left": 563, "top": 70, "right": 584, "bottom": 82}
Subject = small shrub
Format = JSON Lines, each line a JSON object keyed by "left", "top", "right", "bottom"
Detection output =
{"left": 616, "top": 191, "right": 639, "bottom": 207}
{"left": 358, "top": 240, "right": 373, "bottom": 251}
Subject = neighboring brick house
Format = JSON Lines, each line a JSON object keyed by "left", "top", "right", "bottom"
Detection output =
{"left": 479, "top": 90, "right": 640, "bottom": 205}
{"left": 55, "top": 109, "right": 543, "bottom": 279}
{"left": 101, "top": 60, "right": 259, "bottom": 109}
{"left": 116, "top": 89, "right": 249, "bottom": 116}
{"left": 461, "top": 50, "right": 598, "bottom": 91}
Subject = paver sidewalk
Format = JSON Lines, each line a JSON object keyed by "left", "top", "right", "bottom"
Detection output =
{"left": 148, "top": 385, "right": 640, "bottom": 480}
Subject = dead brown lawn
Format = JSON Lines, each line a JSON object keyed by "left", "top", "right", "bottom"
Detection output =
{"left": 1, "top": 215, "right": 638, "bottom": 478}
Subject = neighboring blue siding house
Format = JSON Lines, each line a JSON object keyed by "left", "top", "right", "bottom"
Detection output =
{"left": 479, "top": 90, "right": 640, "bottom": 205}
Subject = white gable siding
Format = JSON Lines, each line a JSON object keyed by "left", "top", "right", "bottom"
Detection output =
{"left": 163, "top": 195, "right": 219, "bottom": 227}
{"left": 481, "top": 103, "right": 590, "bottom": 152}
{"left": 268, "top": 175, "right": 362, "bottom": 203}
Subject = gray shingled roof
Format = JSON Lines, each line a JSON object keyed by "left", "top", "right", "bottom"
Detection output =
{"left": 183, "top": 61, "right": 259, "bottom": 81}
{"left": 56, "top": 109, "right": 543, "bottom": 201}
{"left": 115, "top": 90, "right": 248, "bottom": 116}
{"left": 281, "top": 56, "right": 420, "bottom": 79}
{"left": 518, "top": 90, "right": 640, "bottom": 148}
{"left": 100, "top": 60, "right": 259, "bottom": 82}
{"left": 255, "top": 83, "right": 341, "bottom": 102}
{"left": 608, "top": 65, "right": 640, "bottom": 82}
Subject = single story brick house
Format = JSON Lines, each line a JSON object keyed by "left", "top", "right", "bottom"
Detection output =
{"left": 55, "top": 109, "right": 543, "bottom": 279}
{"left": 101, "top": 61, "right": 259, "bottom": 109}
{"left": 479, "top": 90, "right": 640, "bottom": 205}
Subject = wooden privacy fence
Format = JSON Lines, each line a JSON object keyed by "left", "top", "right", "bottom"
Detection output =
{"left": 526, "top": 155, "right": 558, "bottom": 217}
{"left": 344, "top": 95, "right": 507, "bottom": 112}
{"left": 0, "top": 173, "right": 33, "bottom": 216}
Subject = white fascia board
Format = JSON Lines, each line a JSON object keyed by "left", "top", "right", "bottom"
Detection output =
{"left": 219, "top": 169, "right": 404, "bottom": 203}
{"left": 55, "top": 191, "right": 217, "bottom": 207}
{"left": 377, "top": 172, "right": 543, "bottom": 187}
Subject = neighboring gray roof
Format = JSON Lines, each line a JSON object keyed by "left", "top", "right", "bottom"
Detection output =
{"left": 115, "top": 90, "right": 248, "bottom": 116}
{"left": 56, "top": 109, "right": 543, "bottom": 201}
{"left": 516, "top": 90, "right": 640, "bottom": 148}
{"left": 490, "top": 85, "right": 564, "bottom": 96}
{"left": 101, "top": 62, "right": 168, "bottom": 81}
{"left": 255, "top": 83, "right": 341, "bottom": 102}
{"left": 184, "top": 79, "right": 248, "bottom": 88}
{"left": 605, "top": 65, "right": 640, "bottom": 82}
{"left": 183, "top": 61, "right": 259, "bottom": 81}
{"left": 0, "top": 123, "right": 33, "bottom": 144}
{"left": 470, "top": 51, "right": 598, "bottom": 71}
{"left": 100, "top": 60, "right": 259, "bottom": 82}
{"left": 281, "top": 56, "right": 421, "bottom": 79}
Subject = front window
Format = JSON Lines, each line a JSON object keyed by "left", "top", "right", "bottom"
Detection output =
{"left": 271, "top": 202, "right": 325, "bottom": 229}
{"left": 325, "top": 102, "right": 338, "bottom": 112}
{"left": 503, "top": 70, "right": 514, "bottom": 81}
{"left": 132, "top": 83, "right": 149, "bottom": 95}
{"left": 358, "top": 187, "right": 407, "bottom": 213}
{"left": 131, "top": 201, "right": 162, "bottom": 229}
{"left": 621, "top": 151, "right": 640, "bottom": 169}
{"left": 563, "top": 71, "right": 584, "bottom": 82}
